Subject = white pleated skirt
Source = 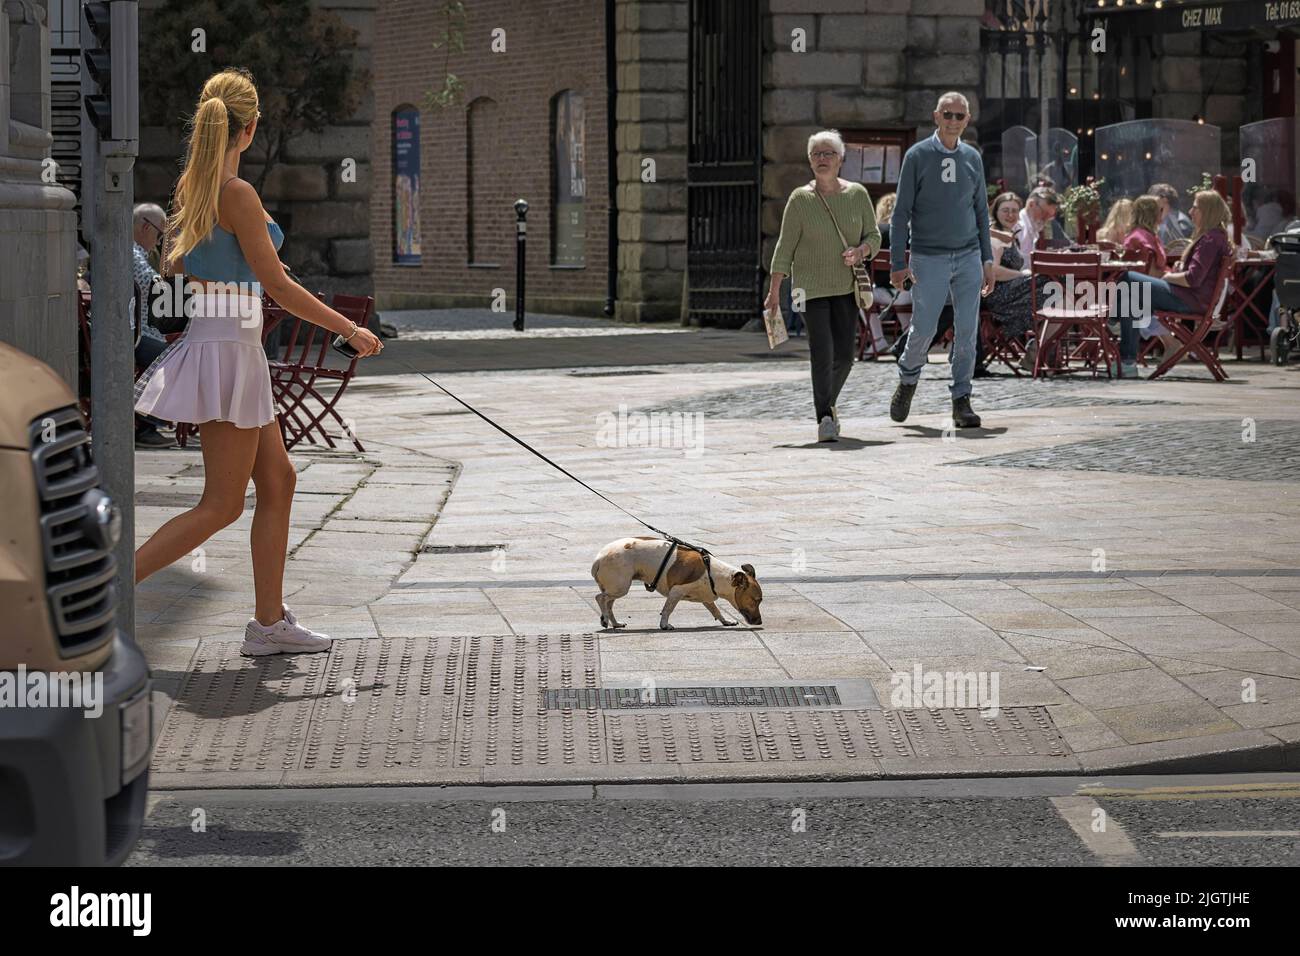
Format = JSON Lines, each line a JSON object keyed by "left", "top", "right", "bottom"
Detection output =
{"left": 133, "top": 292, "right": 276, "bottom": 430}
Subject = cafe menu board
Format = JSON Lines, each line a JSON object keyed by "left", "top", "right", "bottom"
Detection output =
{"left": 393, "top": 108, "right": 421, "bottom": 266}
{"left": 842, "top": 143, "right": 902, "bottom": 186}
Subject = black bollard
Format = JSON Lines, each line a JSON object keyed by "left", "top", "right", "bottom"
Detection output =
{"left": 514, "top": 198, "right": 528, "bottom": 331}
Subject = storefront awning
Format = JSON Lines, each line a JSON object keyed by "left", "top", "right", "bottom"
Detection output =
{"left": 1084, "top": 0, "right": 1300, "bottom": 35}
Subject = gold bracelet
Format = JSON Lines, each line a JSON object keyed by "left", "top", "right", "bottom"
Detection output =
{"left": 342, "top": 321, "right": 359, "bottom": 342}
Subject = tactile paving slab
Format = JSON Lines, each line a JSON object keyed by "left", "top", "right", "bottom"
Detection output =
{"left": 150, "top": 635, "right": 1074, "bottom": 787}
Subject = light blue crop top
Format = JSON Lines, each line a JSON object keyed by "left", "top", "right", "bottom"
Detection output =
{"left": 185, "top": 220, "right": 284, "bottom": 284}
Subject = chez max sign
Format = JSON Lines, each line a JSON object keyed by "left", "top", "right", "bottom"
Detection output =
{"left": 1091, "top": 1, "right": 1300, "bottom": 32}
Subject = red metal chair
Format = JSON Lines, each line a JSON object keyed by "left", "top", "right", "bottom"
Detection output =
{"left": 979, "top": 308, "right": 1030, "bottom": 375}
{"left": 1145, "top": 256, "right": 1235, "bottom": 381}
{"left": 265, "top": 293, "right": 370, "bottom": 452}
{"left": 856, "top": 250, "right": 910, "bottom": 360}
{"left": 1029, "top": 249, "right": 1117, "bottom": 378}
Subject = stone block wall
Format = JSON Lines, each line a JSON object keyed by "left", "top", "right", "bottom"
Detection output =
{"left": 1153, "top": 31, "right": 1249, "bottom": 171}
{"left": 614, "top": 0, "right": 689, "bottom": 322}
{"left": 761, "top": 0, "right": 985, "bottom": 267}
{"left": 1, "top": 0, "right": 78, "bottom": 384}
{"left": 134, "top": 0, "right": 375, "bottom": 298}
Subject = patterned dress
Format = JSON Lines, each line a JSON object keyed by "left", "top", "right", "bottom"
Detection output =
{"left": 982, "top": 242, "right": 1048, "bottom": 340}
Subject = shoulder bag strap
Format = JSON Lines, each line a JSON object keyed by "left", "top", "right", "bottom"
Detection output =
{"left": 812, "top": 185, "right": 853, "bottom": 252}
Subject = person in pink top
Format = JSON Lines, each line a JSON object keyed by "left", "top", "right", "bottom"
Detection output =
{"left": 1111, "top": 190, "right": 1235, "bottom": 377}
{"left": 1122, "top": 196, "right": 1167, "bottom": 277}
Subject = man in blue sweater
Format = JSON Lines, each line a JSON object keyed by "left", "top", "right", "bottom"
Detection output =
{"left": 888, "top": 91, "right": 995, "bottom": 428}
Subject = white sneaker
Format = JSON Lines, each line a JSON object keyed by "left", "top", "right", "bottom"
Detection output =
{"left": 830, "top": 406, "right": 841, "bottom": 438}
{"left": 817, "top": 415, "right": 837, "bottom": 442}
{"left": 241, "top": 605, "right": 332, "bottom": 656}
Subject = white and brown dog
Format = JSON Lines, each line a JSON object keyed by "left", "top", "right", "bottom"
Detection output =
{"left": 591, "top": 536, "right": 763, "bottom": 630}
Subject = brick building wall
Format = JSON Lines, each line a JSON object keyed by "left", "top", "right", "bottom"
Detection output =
{"left": 370, "top": 0, "right": 610, "bottom": 315}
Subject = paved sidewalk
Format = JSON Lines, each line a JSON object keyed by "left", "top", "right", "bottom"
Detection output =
{"left": 134, "top": 311, "right": 1300, "bottom": 785}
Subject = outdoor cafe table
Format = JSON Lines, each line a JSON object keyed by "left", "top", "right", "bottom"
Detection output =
{"left": 1224, "top": 254, "right": 1277, "bottom": 361}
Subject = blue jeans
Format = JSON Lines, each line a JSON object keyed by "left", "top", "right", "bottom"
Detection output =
{"left": 898, "top": 248, "right": 983, "bottom": 398}
{"left": 1113, "top": 271, "right": 1188, "bottom": 361}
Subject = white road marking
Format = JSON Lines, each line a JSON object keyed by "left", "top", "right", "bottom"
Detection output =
{"left": 1156, "top": 830, "right": 1300, "bottom": 838}
{"left": 1050, "top": 795, "right": 1142, "bottom": 865}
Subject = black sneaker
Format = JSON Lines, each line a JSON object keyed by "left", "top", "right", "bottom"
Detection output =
{"left": 952, "top": 395, "right": 982, "bottom": 429}
{"left": 135, "top": 427, "right": 174, "bottom": 448}
{"left": 890, "top": 382, "right": 917, "bottom": 422}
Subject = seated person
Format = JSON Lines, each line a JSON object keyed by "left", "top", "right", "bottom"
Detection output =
{"left": 1111, "top": 190, "right": 1234, "bottom": 377}
{"left": 975, "top": 225, "right": 1050, "bottom": 375}
{"left": 131, "top": 202, "right": 177, "bottom": 447}
{"left": 1097, "top": 198, "right": 1134, "bottom": 246}
{"left": 868, "top": 191, "right": 909, "bottom": 352}
{"left": 1149, "top": 182, "right": 1193, "bottom": 247}
{"left": 1122, "top": 195, "right": 1167, "bottom": 276}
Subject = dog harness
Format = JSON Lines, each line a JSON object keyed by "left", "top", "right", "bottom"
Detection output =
{"left": 645, "top": 535, "right": 717, "bottom": 597}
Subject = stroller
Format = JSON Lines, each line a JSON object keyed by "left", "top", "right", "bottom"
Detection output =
{"left": 1269, "top": 230, "right": 1300, "bottom": 365}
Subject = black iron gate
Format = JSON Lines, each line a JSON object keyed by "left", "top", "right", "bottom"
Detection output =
{"left": 685, "top": 0, "right": 762, "bottom": 328}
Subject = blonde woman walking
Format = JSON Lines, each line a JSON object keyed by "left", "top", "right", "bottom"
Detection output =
{"left": 134, "top": 68, "right": 382, "bottom": 655}
{"left": 765, "top": 129, "right": 881, "bottom": 442}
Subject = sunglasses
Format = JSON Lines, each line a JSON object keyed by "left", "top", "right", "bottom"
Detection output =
{"left": 941, "top": 111, "right": 967, "bottom": 121}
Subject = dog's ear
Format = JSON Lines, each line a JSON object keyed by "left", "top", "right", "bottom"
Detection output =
{"left": 731, "top": 571, "right": 747, "bottom": 589}
{"left": 741, "top": 563, "right": 756, "bottom": 578}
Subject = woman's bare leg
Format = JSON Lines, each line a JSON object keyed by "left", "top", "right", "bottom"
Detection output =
{"left": 249, "top": 421, "right": 297, "bottom": 626}
{"left": 134, "top": 421, "right": 261, "bottom": 584}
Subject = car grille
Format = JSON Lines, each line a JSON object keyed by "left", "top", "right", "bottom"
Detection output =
{"left": 27, "top": 406, "right": 117, "bottom": 657}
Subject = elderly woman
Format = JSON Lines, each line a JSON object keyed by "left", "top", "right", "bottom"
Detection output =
{"left": 766, "top": 129, "right": 881, "bottom": 442}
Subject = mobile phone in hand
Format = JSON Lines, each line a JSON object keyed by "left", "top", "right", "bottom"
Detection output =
{"left": 332, "top": 334, "right": 360, "bottom": 358}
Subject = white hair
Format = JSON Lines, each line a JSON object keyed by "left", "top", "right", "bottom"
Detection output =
{"left": 133, "top": 202, "right": 166, "bottom": 227}
{"left": 935, "top": 91, "right": 970, "bottom": 113}
{"left": 807, "top": 129, "right": 845, "bottom": 160}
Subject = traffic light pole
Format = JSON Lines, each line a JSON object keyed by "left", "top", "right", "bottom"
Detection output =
{"left": 84, "top": 0, "right": 139, "bottom": 640}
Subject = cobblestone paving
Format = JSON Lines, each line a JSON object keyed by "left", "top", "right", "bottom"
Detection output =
{"left": 955, "top": 419, "right": 1300, "bottom": 481}
{"left": 639, "top": 360, "right": 1166, "bottom": 420}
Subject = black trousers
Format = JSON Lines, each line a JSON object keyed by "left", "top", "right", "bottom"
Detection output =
{"left": 804, "top": 293, "right": 858, "bottom": 421}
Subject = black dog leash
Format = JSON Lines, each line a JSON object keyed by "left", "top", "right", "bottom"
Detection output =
{"left": 397, "top": 359, "right": 717, "bottom": 593}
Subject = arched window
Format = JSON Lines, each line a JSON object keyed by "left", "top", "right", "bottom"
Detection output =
{"left": 467, "top": 97, "right": 502, "bottom": 265}
{"left": 551, "top": 90, "right": 586, "bottom": 267}
{"left": 391, "top": 106, "right": 421, "bottom": 265}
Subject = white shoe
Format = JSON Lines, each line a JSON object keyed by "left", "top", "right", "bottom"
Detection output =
{"left": 830, "top": 406, "right": 841, "bottom": 438}
{"left": 818, "top": 416, "right": 837, "bottom": 442}
{"left": 241, "top": 605, "right": 332, "bottom": 656}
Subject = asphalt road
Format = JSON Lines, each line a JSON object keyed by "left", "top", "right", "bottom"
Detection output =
{"left": 127, "top": 774, "right": 1300, "bottom": 867}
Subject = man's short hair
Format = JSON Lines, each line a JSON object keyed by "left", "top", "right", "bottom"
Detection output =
{"left": 133, "top": 202, "right": 166, "bottom": 228}
{"left": 935, "top": 91, "right": 970, "bottom": 113}
{"left": 1028, "top": 186, "right": 1059, "bottom": 207}
{"left": 1148, "top": 183, "right": 1180, "bottom": 206}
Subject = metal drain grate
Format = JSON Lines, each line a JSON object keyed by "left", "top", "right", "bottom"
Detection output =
{"left": 420, "top": 543, "right": 505, "bottom": 554}
{"left": 543, "top": 685, "right": 844, "bottom": 710}
{"left": 150, "top": 636, "right": 1073, "bottom": 787}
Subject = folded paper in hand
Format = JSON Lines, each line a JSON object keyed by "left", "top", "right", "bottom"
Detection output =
{"left": 763, "top": 305, "right": 788, "bottom": 349}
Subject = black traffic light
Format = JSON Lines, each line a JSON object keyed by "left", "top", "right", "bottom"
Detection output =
{"left": 82, "top": 1, "right": 138, "bottom": 144}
